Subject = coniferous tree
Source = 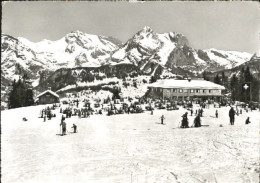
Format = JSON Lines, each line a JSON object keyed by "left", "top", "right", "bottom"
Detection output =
{"left": 8, "top": 77, "right": 34, "bottom": 109}
{"left": 8, "top": 80, "right": 17, "bottom": 109}
{"left": 202, "top": 71, "right": 209, "bottom": 81}
{"left": 214, "top": 74, "right": 220, "bottom": 84}
{"left": 25, "top": 88, "right": 34, "bottom": 106}
{"left": 150, "top": 76, "right": 157, "bottom": 83}
{"left": 221, "top": 71, "right": 227, "bottom": 86}
{"left": 239, "top": 68, "right": 246, "bottom": 102}
{"left": 230, "top": 74, "right": 239, "bottom": 101}
{"left": 244, "top": 66, "right": 253, "bottom": 82}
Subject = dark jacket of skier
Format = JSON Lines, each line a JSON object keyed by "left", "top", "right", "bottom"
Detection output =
{"left": 60, "top": 121, "right": 67, "bottom": 135}
{"left": 229, "top": 107, "right": 236, "bottom": 125}
{"left": 245, "top": 117, "right": 251, "bottom": 124}
{"left": 194, "top": 115, "right": 201, "bottom": 127}
{"left": 181, "top": 112, "right": 189, "bottom": 128}
{"left": 72, "top": 124, "right": 77, "bottom": 133}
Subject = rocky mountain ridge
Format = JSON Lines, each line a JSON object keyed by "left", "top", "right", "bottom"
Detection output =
{"left": 1, "top": 26, "right": 255, "bottom": 98}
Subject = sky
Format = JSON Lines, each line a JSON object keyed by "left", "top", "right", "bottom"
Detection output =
{"left": 2, "top": 1, "right": 260, "bottom": 53}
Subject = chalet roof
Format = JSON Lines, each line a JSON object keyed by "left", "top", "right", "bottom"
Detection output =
{"left": 148, "top": 79, "right": 225, "bottom": 90}
{"left": 36, "top": 90, "right": 59, "bottom": 99}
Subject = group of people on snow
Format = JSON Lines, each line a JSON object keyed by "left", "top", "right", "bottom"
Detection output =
{"left": 59, "top": 115, "right": 77, "bottom": 136}
{"left": 158, "top": 105, "right": 252, "bottom": 129}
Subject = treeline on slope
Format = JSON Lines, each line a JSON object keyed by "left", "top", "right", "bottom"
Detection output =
{"left": 57, "top": 81, "right": 121, "bottom": 100}
{"left": 36, "top": 64, "right": 149, "bottom": 92}
{"left": 208, "top": 66, "right": 259, "bottom": 102}
{"left": 8, "top": 74, "right": 34, "bottom": 109}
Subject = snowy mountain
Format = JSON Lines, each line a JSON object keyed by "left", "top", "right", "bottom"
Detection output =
{"left": 2, "top": 27, "right": 252, "bottom": 83}
{"left": 212, "top": 50, "right": 260, "bottom": 81}
{"left": 111, "top": 26, "right": 252, "bottom": 75}
{"left": 111, "top": 26, "right": 189, "bottom": 74}
{"left": 1, "top": 27, "right": 253, "bottom": 96}
{"left": 1, "top": 31, "right": 120, "bottom": 83}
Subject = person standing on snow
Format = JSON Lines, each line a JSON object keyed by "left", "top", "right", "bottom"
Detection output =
{"left": 200, "top": 108, "right": 204, "bottom": 117}
{"left": 245, "top": 117, "right": 251, "bottom": 125}
{"left": 71, "top": 124, "right": 77, "bottom": 133}
{"left": 215, "top": 110, "right": 218, "bottom": 118}
{"left": 181, "top": 112, "right": 189, "bottom": 128}
{"left": 60, "top": 121, "right": 67, "bottom": 136}
{"left": 160, "top": 115, "right": 165, "bottom": 125}
{"left": 61, "top": 115, "right": 65, "bottom": 123}
{"left": 229, "top": 107, "right": 236, "bottom": 125}
{"left": 193, "top": 115, "right": 201, "bottom": 127}
{"left": 190, "top": 108, "right": 193, "bottom": 116}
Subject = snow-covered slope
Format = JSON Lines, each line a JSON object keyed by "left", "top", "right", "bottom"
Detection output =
{"left": 204, "top": 48, "right": 252, "bottom": 69}
{"left": 2, "top": 104, "right": 259, "bottom": 183}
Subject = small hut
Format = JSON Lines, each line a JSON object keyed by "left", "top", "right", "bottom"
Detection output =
{"left": 36, "top": 88, "right": 59, "bottom": 105}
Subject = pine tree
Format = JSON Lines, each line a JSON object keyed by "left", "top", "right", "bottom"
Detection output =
{"left": 202, "top": 71, "right": 209, "bottom": 81}
{"left": 150, "top": 76, "right": 157, "bottom": 83}
{"left": 25, "top": 88, "right": 34, "bottom": 106}
{"left": 214, "top": 74, "right": 220, "bottom": 84}
{"left": 230, "top": 74, "right": 239, "bottom": 101}
{"left": 8, "top": 77, "right": 34, "bottom": 109}
{"left": 221, "top": 71, "right": 227, "bottom": 85}
{"left": 239, "top": 68, "right": 246, "bottom": 102}
{"left": 8, "top": 80, "right": 17, "bottom": 109}
{"left": 244, "top": 66, "right": 252, "bottom": 82}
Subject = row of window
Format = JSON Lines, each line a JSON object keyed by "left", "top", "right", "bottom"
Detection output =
{"left": 152, "top": 88, "right": 220, "bottom": 93}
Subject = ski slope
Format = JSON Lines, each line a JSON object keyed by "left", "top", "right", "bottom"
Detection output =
{"left": 1, "top": 105, "right": 259, "bottom": 183}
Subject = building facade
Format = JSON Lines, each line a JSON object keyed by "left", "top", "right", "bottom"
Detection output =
{"left": 147, "top": 79, "right": 225, "bottom": 101}
{"left": 36, "top": 90, "right": 59, "bottom": 104}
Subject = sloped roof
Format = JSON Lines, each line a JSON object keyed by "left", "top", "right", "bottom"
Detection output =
{"left": 148, "top": 79, "right": 225, "bottom": 90}
{"left": 36, "top": 90, "right": 59, "bottom": 99}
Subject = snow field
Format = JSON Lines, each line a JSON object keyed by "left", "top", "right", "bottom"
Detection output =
{"left": 1, "top": 104, "right": 259, "bottom": 183}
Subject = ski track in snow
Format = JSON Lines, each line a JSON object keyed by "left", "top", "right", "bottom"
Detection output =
{"left": 1, "top": 105, "right": 259, "bottom": 183}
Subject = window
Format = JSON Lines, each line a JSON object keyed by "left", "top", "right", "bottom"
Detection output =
{"left": 203, "top": 90, "right": 206, "bottom": 93}
{"left": 190, "top": 89, "right": 194, "bottom": 93}
{"left": 196, "top": 89, "right": 200, "bottom": 93}
{"left": 209, "top": 90, "right": 211, "bottom": 93}
{"left": 183, "top": 89, "right": 188, "bottom": 93}
{"left": 179, "top": 89, "right": 183, "bottom": 93}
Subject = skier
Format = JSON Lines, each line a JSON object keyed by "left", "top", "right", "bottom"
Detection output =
{"left": 190, "top": 108, "right": 193, "bottom": 116}
{"left": 160, "top": 115, "right": 165, "bottom": 125}
{"left": 61, "top": 115, "right": 65, "bottom": 123}
{"left": 60, "top": 121, "right": 67, "bottom": 136}
{"left": 215, "top": 110, "right": 218, "bottom": 118}
{"left": 71, "top": 124, "right": 77, "bottom": 133}
{"left": 151, "top": 109, "right": 153, "bottom": 115}
{"left": 245, "top": 117, "right": 251, "bottom": 125}
{"left": 200, "top": 108, "right": 204, "bottom": 117}
{"left": 193, "top": 115, "right": 201, "bottom": 127}
{"left": 181, "top": 112, "right": 189, "bottom": 128}
{"left": 229, "top": 107, "right": 236, "bottom": 125}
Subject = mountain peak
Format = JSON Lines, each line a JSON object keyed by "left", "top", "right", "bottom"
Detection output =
{"left": 142, "top": 26, "right": 153, "bottom": 33}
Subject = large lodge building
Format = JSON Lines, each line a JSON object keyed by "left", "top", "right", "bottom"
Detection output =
{"left": 147, "top": 79, "right": 225, "bottom": 101}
